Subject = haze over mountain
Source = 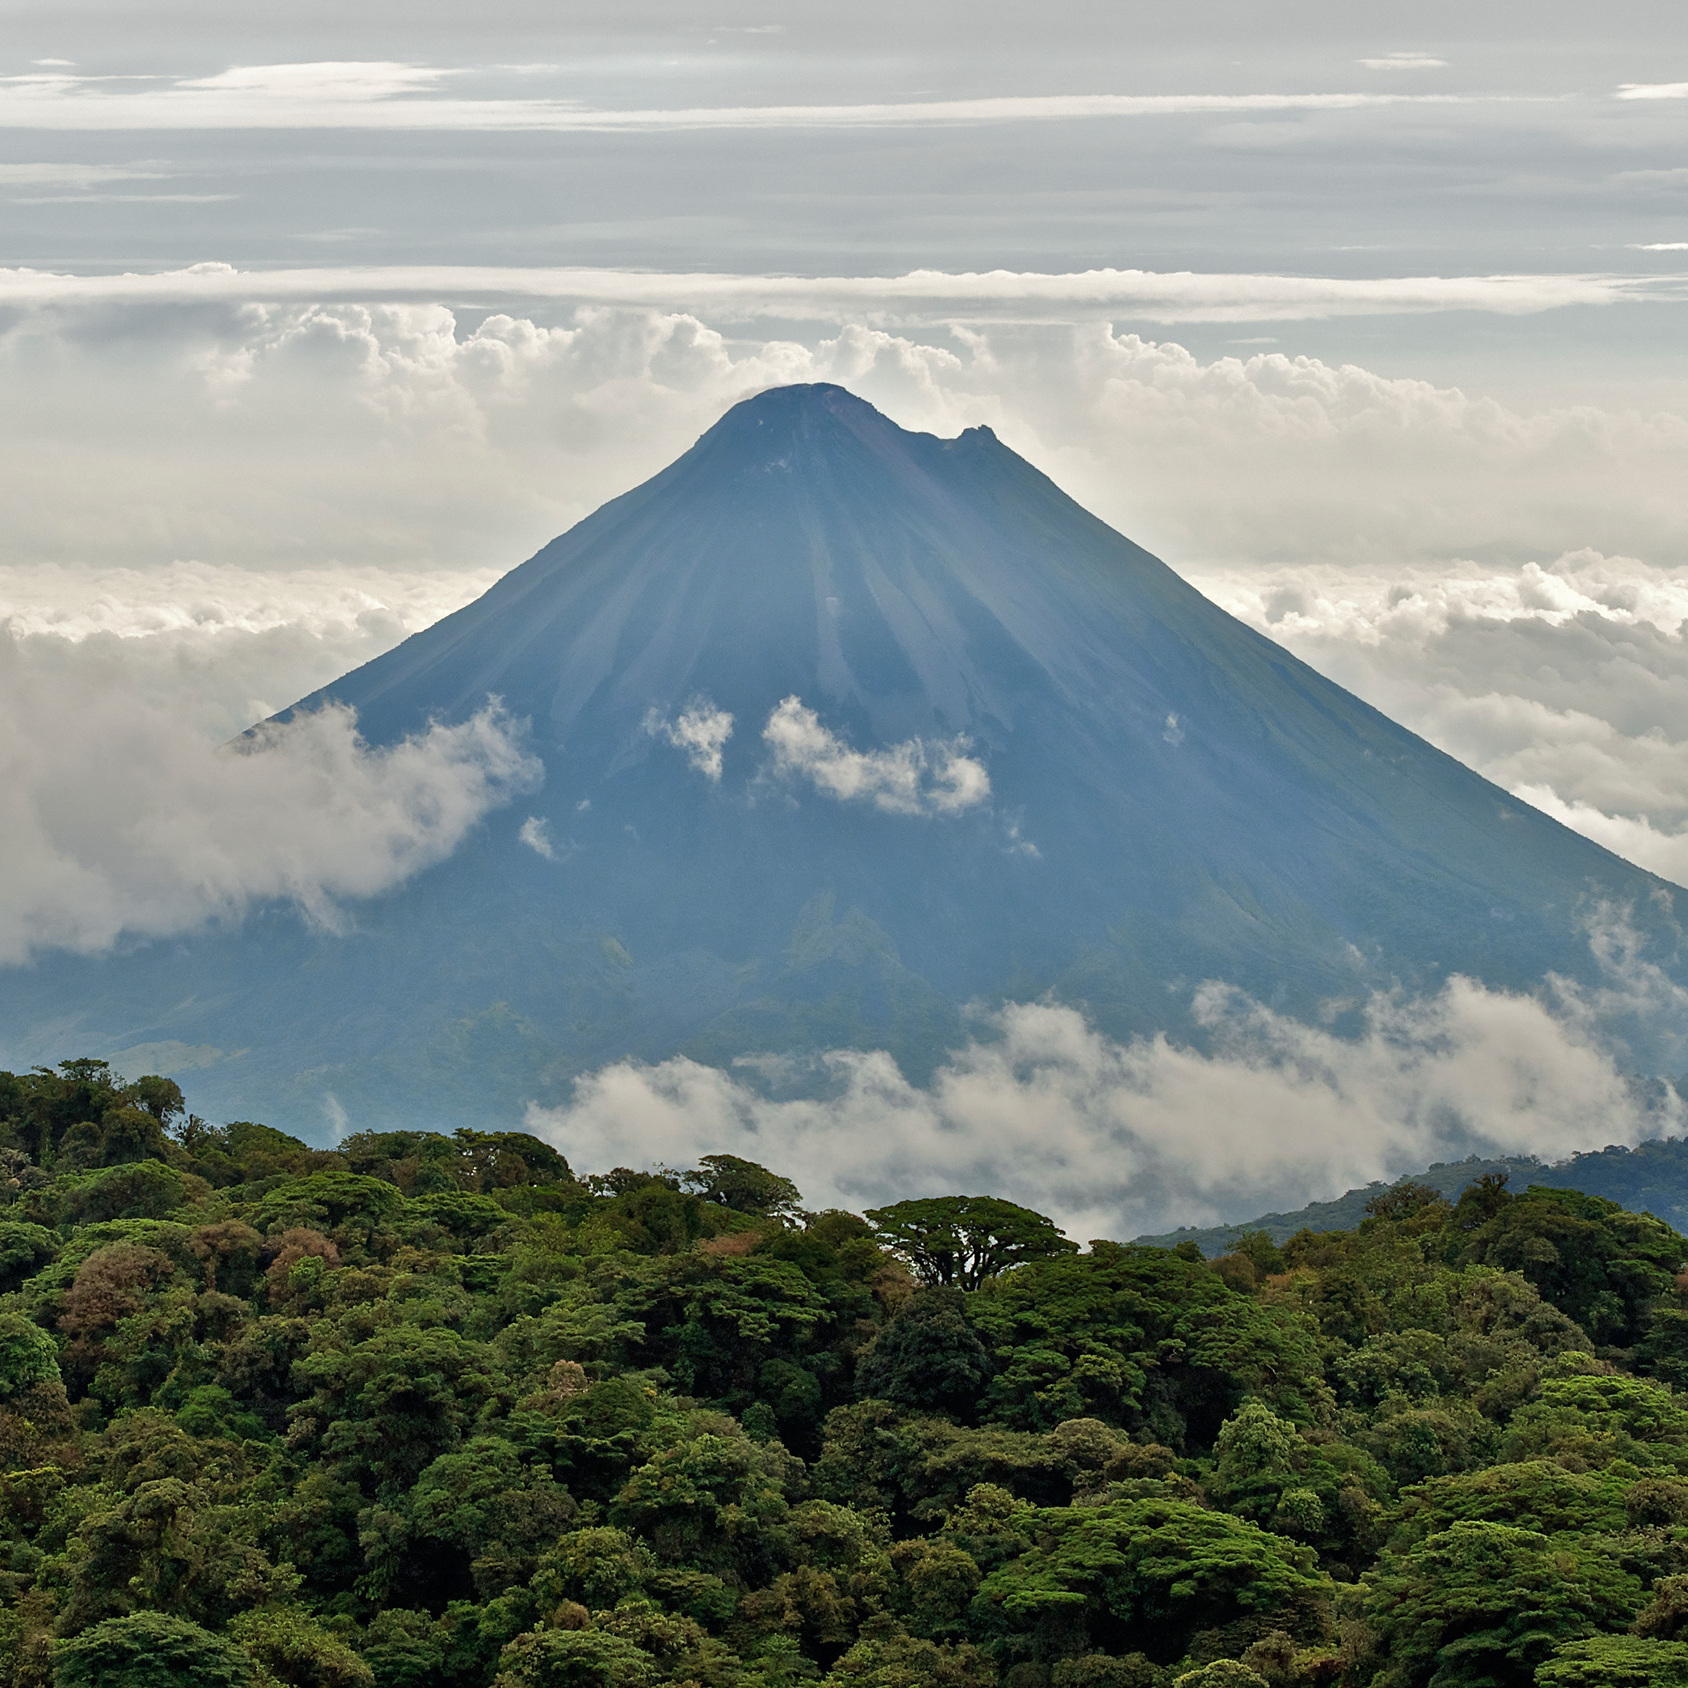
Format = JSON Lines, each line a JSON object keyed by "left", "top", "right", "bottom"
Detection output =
{"left": 2, "top": 383, "right": 1682, "bottom": 1140}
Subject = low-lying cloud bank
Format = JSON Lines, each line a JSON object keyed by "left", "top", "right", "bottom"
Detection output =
{"left": 0, "top": 561, "right": 499, "bottom": 740}
{"left": 528, "top": 958, "right": 1684, "bottom": 1241}
{"left": 0, "top": 624, "right": 539, "bottom": 962}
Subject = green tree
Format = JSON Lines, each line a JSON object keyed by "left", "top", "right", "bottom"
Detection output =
{"left": 1453, "top": 1186, "right": 1687, "bottom": 1347}
{"left": 1211, "top": 1402, "right": 1303, "bottom": 1520}
{"left": 0, "top": 1060, "right": 189, "bottom": 1171}
{"left": 0, "top": 1307, "right": 72, "bottom": 1470}
{"left": 249, "top": 1173, "right": 405, "bottom": 1248}
{"left": 0, "top": 1220, "right": 58, "bottom": 1292}
{"left": 864, "top": 1198, "right": 1076, "bottom": 1290}
{"left": 54, "top": 1611, "right": 253, "bottom": 1688}
{"left": 228, "top": 1608, "right": 375, "bottom": 1688}
{"left": 1056, "top": 1656, "right": 1167, "bottom": 1688}
{"left": 493, "top": 1627, "right": 657, "bottom": 1688}
{"left": 969, "top": 1243, "right": 1322, "bottom": 1440}
{"left": 1503, "top": 1368, "right": 1688, "bottom": 1469}
{"left": 1385, "top": 1462, "right": 1628, "bottom": 1550}
{"left": 976, "top": 1495, "right": 1327, "bottom": 1663}
{"left": 1365, "top": 1519, "right": 1644, "bottom": 1688}
{"left": 822, "top": 1624, "right": 994, "bottom": 1686}
{"left": 610, "top": 1431, "right": 796, "bottom": 1583}
{"left": 685, "top": 1154, "right": 803, "bottom": 1219}
{"left": 856, "top": 1289, "right": 993, "bottom": 1419}
{"left": 294, "top": 1322, "right": 504, "bottom": 1493}
{"left": 453, "top": 1128, "right": 572, "bottom": 1189}
{"left": 1535, "top": 1635, "right": 1688, "bottom": 1687}
{"left": 532, "top": 1527, "right": 656, "bottom": 1611}
{"left": 405, "top": 1436, "right": 576, "bottom": 1599}
{"left": 0, "top": 1311, "right": 60, "bottom": 1397}
{"left": 56, "top": 1471, "right": 298, "bottom": 1634}
{"left": 1174, "top": 1666, "right": 1267, "bottom": 1688}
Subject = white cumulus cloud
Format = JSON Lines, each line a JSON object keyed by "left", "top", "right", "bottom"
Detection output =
{"left": 3, "top": 301, "right": 1687, "bottom": 582}
{"left": 762, "top": 695, "right": 990, "bottom": 816}
{"left": 518, "top": 815, "right": 556, "bottom": 859}
{"left": 645, "top": 699, "right": 735, "bottom": 780}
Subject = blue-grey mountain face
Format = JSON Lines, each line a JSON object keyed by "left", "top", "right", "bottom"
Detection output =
{"left": 5, "top": 385, "right": 1683, "bottom": 1132}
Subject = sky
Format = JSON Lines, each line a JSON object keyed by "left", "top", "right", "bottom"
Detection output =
{"left": 4, "top": 0, "right": 1688, "bottom": 1214}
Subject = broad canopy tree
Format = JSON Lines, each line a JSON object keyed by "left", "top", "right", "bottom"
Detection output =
{"left": 864, "top": 1197, "right": 1077, "bottom": 1291}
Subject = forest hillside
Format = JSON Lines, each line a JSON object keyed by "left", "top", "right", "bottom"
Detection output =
{"left": 5, "top": 1060, "right": 1688, "bottom": 1688}
{"left": 1136, "top": 1136, "right": 1688, "bottom": 1256}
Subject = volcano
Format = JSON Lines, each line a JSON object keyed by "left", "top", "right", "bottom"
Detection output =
{"left": 5, "top": 384, "right": 1682, "bottom": 1133}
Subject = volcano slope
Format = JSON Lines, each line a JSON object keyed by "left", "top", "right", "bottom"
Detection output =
{"left": 4, "top": 383, "right": 1682, "bottom": 1132}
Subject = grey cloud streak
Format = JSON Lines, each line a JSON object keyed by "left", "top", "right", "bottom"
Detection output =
{"left": 0, "top": 162, "right": 170, "bottom": 186}
{"left": 2, "top": 262, "right": 1679, "bottom": 321}
{"left": 0, "top": 64, "right": 1479, "bottom": 131}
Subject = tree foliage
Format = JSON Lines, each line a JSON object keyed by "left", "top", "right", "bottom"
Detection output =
{"left": 2, "top": 1059, "right": 1688, "bottom": 1688}
{"left": 53, "top": 1611, "right": 253, "bottom": 1688}
{"left": 865, "top": 1197, "right": 1077, "bottom": 1290}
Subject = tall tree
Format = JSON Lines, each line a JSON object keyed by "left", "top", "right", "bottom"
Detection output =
{"left": 865, "top": 1197, "right": 1076, "bottom": 1290}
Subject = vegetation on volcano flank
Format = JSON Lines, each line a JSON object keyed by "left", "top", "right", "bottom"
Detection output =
{"left": 5, "top": 1062, "right": 1688, "bottom": 1687}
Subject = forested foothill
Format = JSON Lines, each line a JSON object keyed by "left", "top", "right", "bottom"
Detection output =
{"left": 8, "top": 1063, "right": 1688, "bottom": 1687}
{"left": 1139, "top": 1134, "right": 1688, "bottom": 1257}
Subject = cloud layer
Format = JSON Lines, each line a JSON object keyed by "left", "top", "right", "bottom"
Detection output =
{"left": 3, "top": 301, "right": 1684, "bottom": 587}
{"left": 528, "top": 964, "right": 1681, "bottom": 1240}
{"left": 762, "top": 697, "right": 990, "bottom": 816}
{"left": 0, "top": 561, "right": 499, "bottom": 749}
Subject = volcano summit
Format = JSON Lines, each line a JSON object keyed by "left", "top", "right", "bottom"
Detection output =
{"left": 6, "top": 384, "right": 1682, "bottom": 1132}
